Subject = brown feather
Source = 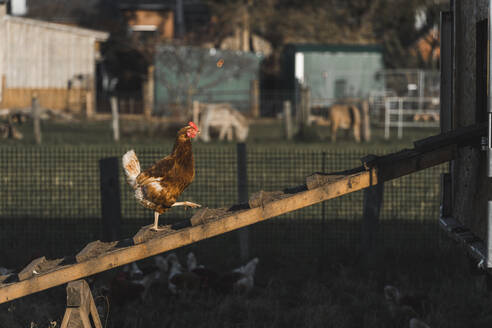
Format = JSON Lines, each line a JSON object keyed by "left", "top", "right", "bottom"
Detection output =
{"left": 134, "top": 126, "right": 196, "bottom": 214}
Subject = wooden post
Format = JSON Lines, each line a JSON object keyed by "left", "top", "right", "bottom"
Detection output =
{"left": 319, "top": 151, "right": 327, "bottom": 273}
{"left": 440, "top": 11, "right": 453, "bottom": 133}
{"left": 60, "top": 280, "right": 102, "bottom": 328}
{"left": 296, "top": 87, "right": 311, "bottom": 139}
{"left": 237, "top": 143, "right": 250, "bottom": 261}
{"left": 440, "top": 173, "right": 452, "bottom": 218}
{"left": 99, "top": 157, "right": 122, "bottom": 242}
{"left": 85, "top": 91, "right": 94, "bottom": 119}
{"left": 32, "top": 95, "right": 41, "bottom": 145}
{"left": 193, "top": 100, "right": 200, "bottom": 126}
{"left": 110, "top": 96, "right": 119, "bottom": 142}
{"left": 250, "top": 80, "right": 259, "bottom": 118}
{"left": 361, "top": 100, "right": 371, "bottom": 142}
{"left": 300, "top": 87, "right": 310, "bottom": 127}
{"left": 143, "top": 65, "right": 155, "bottom": 119}
{"left": 360, "top": 181, "right": 384, "bottom": 259}
{"left": 283, "top": 100, "right": 293, "bottom": 140}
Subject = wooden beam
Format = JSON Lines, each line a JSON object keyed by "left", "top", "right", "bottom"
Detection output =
{"left": 0, "top": 169, "right": 377, "bottom": 304}
{"left": 364, "top": 145, "right": 457, "bottom": 182}
{"left": 2, "top": 124, "right": 477, "bottom": 304}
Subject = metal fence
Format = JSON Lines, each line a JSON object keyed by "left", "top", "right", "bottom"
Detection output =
{"left": 0, "top": 145, "right": 447, "bottom": 267}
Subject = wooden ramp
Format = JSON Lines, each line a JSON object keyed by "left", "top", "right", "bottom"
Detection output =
{"left": 0, "top": 123, "right": 485, "bottom": 304}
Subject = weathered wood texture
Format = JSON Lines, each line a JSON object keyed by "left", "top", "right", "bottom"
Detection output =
{"left": 32, "top": 96, "right": 41, "bottom": 144}
{"left": 61, "top": 280, "right": 102, "bottom": 328}
{"left": 283, "top": 100, "right": 293, "bottom": 140}
{"left": 0, "top": 169, "right": 377, "bottom": 304}
{"left": 453, "top": 0, "right": 489, "bottom": 241}
{"left": 0, "top": 16, "right": 107, "bottom": 110}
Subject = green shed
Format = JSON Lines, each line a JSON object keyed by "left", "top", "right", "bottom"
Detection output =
{"left": 154, "top": 45, "right": 262, "bottom": 115}
{"left": 282, "top": 44, "right": 384, "bottom": 107}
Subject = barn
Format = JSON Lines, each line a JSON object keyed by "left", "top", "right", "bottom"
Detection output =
{"left": 282, "top": 44, "right": 384, "bottom": 107}
{"left": 0, "top": 1, "right": 108, "bottom": 115}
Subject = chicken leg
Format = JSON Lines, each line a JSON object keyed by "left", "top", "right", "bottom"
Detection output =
{"left": 151, "top": 211, "right": 163, "bottom": 231}
{"left": 171, "top": 201, "right": 201, "bottom": 208}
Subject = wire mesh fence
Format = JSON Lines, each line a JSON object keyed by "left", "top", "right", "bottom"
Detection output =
{"left": 0, "top": 145, "right": 447, "bottom": 267}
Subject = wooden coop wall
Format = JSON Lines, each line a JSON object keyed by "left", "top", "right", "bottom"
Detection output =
{"left": 452, "top": 0, "right": 489, "bottom": 240}
{"left": 0, "top": 16, "right": 101, "bottom": 113}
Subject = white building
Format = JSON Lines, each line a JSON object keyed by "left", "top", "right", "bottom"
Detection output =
{"left": 0, "top": 0, "right": 108, "bottom": 114}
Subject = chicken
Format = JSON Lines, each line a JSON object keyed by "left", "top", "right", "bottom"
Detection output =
{"left": 384, "top": 285, "right": 428, "bottom": 317}
{"left": 108, "top": 261, "right": 164, "bottom": 306}
{"left": 167, "top": 253, "right": 202, "bottom": 294}
{"left": 186, "top": 252, "right": 220, "bottom": 290}
{"left": 122, "top": 122, "right": 201, "bottom": 231}
{"left": 0, "top": 267, "right": 13, "bottom": 276}
{"left": 216, "top": 257, "right": 259, "bottom": 294}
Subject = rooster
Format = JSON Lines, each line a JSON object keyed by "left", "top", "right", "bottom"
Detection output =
{"left": 122, "top": 122, "right": 201, "bottom": 231}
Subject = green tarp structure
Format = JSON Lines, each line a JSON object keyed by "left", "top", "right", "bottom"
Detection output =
{"left": 154, "top": 45, "right": 262, "bottom": 115}
{"left": 282, "top": 44, "right": 384, "bottom": 107}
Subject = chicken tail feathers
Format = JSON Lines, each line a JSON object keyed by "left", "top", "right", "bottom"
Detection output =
{"left": 122, "top": 150, "right": 141, "bottom": 188}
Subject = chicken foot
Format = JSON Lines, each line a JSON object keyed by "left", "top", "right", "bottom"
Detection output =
{"left": 151, "top": 211, "right": 163, "bottom": 231}
{"left": 171, "top": 201, "right": 201, "bottom": 208}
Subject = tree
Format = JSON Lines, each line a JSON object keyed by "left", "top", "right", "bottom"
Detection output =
{"left": 206, "top": 0, "right": 447, "bottom": 70}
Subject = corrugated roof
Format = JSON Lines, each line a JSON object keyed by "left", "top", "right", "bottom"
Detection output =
{"left": 3, "top": 15, "right": 109, "bottom": 41}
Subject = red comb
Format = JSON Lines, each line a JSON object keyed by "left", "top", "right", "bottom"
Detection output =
{"left": 188, "top": 121, "right": 198, "bottom": 130}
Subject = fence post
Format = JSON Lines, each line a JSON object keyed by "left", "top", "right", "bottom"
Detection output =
{"left": 361, "top": 182, "right": 384, "bottom": 260}
{"left": 250, "top": 80, "right": 260, "bottom": 118}
{"left": 361, "top": 100, "right": 371, "bottom": 142}
{"left": 32, "top": 95, "right": 42, "bottom": 145}
{"left": 99, "top": 157, "right": 122, "bottom": 242}
{"left": 193, "top": 100, "right": 200, "bottom": 127}
{"left": 319, "top": 151, "right": 327, "bottom": 272}
{"left": 283, "top": 100, "right": 293, "bottom": 140}
{"left": 110, "top": 96, "right": 120, "bottom": 142}
{"left": 143, "top": 65, "right": 155, "bottom": 119}
{"left": 300, "top": 87, "right": 310, "bottom": 127}
{"left": 237, "top": 143, "right": 250, "bottom": 261}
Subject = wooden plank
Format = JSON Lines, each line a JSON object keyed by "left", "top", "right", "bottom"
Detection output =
{"left": 440, "top": 173, "right": 452, "bottom": 218}
{"left": 18, "top": 256, "right": 46, "bottom": 281}
{"left": 66, "top": 280, "right": 90, "bottom": 308}
{"left": 249, "top": 190, "right": 285, "bottom": 208}
{"left": 306, "top": 174, "right": 345, "bottom": 190}
{"left": 189, "top": 208, "right": 226, "bottom": 226}
{"left": 76, "top": 240, "right": 117, "bottom": 263}
{"left": 0, "top": 169, "right": 377, "bottom": 304}
{"left": 440, "top": 11, "right": 453, "bottom": 133}
{"left": 439, "top": 217, "right": 487, "bottom": 264}
{"left": 376, "top": 145, "right": 457, "bottom": 182}
{"left": 413, "top": 122, "right": 486, "bottom": 152}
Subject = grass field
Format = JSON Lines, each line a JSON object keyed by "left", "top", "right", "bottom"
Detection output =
{"left": 2, "top": 118, "right": 439, "bottom": 149}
